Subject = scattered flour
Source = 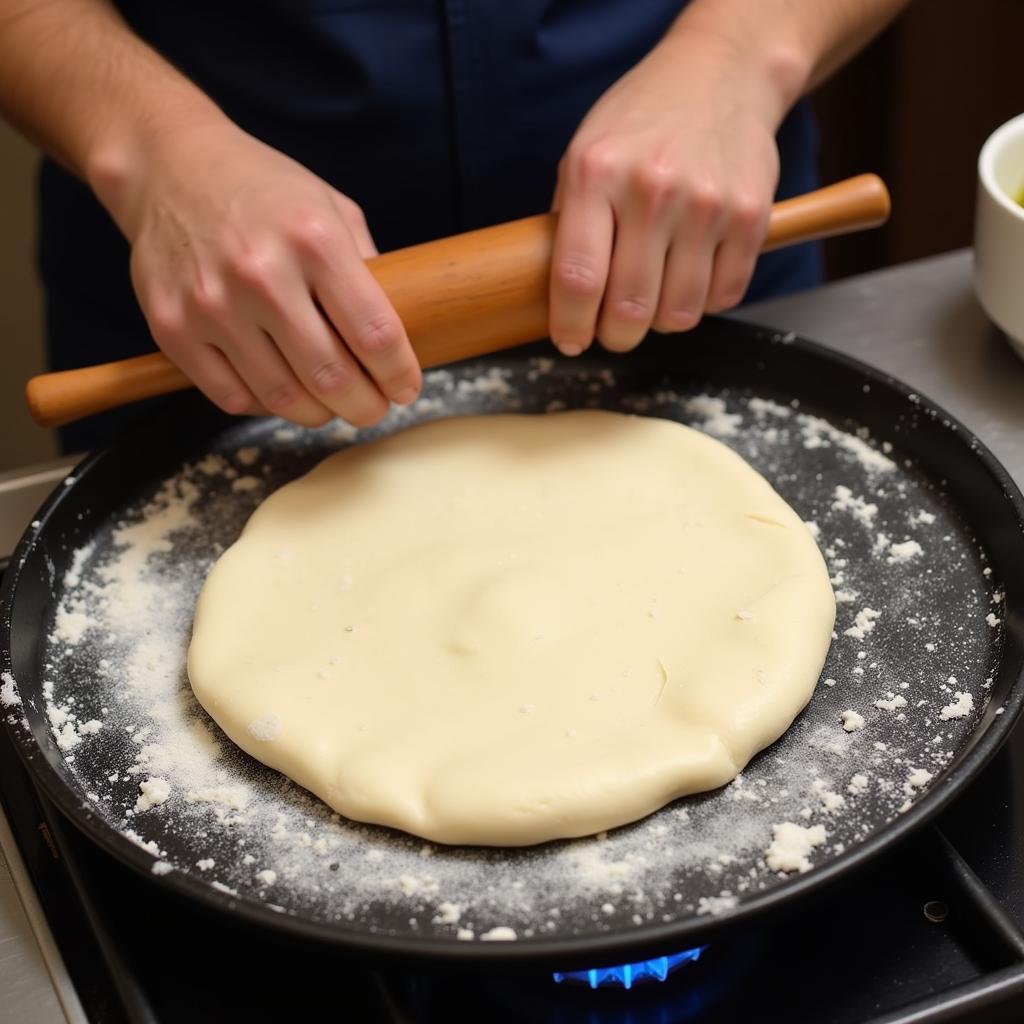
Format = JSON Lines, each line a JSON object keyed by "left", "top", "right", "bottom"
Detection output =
{"left": 134, "top": 777, "right": 171, "bottom": 813}
{"left": 433, "top": 901, "right": 462, "bottom": 925}
{"left": 845, "top": 607, "right": 880, "bottom": 640}
{"left": 840, "top": 710, "right": 866, "bottom": 733}
{"left": 940, "top": 692, "right": 975, "bottom": 721}
{"left": 766, "top": 823, "right": 828, "bottom": 874}
{"left": 235, "top": 446, "right": 261, "bottom": 466}
{"left": 832, "top": 486, "right": 879, "bottom": 527}
{"left": 812, "top": 780, "right": 846, "bottom": 814}
{"left": 697, "top": 894, "right": 738, "bottom": 916}
{"left": 874, "top": 694, "right": 908, "bottom": 713}
{"left": 887, "top": 540, "right": 923, "bottom": 565}
{"left": 0, "top": 671, "right": 20, "bottom": 707}
{"left": 847, "top": 774, "right": 870, "bottom": 796}
{"left": 683, "top": 396, "right": 741, "bottom": 437}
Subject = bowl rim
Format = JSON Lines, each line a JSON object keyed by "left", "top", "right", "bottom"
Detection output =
{"left": 979, "top": 112, "right": 1024, "bottom": 223}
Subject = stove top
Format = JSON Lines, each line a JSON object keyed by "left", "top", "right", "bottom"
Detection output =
{"left": 3, "top": 694, "right": 1024, "bottom": 1023}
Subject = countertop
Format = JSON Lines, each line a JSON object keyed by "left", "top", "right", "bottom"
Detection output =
{"left": 1, "top": 247, "right": 1022, "bottom": 1022}
{"left": 733, "top": 248, "right": 1024, "bottom": 487}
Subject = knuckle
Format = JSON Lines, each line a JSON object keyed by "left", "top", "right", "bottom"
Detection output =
{"left": 612, "top": 295, "right": 653, "bottom": 323}
{"left": 286, "top": 209, "right": 335, "bottom": 258}
{"left": 553, "top": 256, "right": 602, "bottom": 297}
{"left": 572, "top": 142, "right": 619, "bottom": 186}
{"left": 731, "top": 192, "right": 765, "bottom": 232}
{"left": 350, "top": 314, "right": 402, "bottom": 357}
{"left": 340, "top": 198, "right": 369, "bottom": 230}
{"left": 633, "top": 162, "right": 679, "bottom": 205}
{"left": 230, "top": 245, "right": 277, "bottom": 292}
{"left": 147, "top": 303, "right": 186, "bottom": 346}
{"left": 689, "top": 181, "right": 725, "bottom": 220}
{"left": 309, "top": 359, "right": 354, "bottom": 397}
{"left": 262, "top": 380, "right": 307, "bottom": 415}
{"left": 191, "top": 278, "right": 229, "bottom": 321}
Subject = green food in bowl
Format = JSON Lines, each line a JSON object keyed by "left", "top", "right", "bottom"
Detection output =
{"left": 1017, "top": 183, "right": 1024, "bottom": 208}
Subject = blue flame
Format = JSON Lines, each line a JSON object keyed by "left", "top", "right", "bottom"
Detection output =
{"left": 552, "top": 946, "right": 707, "bottom": 989}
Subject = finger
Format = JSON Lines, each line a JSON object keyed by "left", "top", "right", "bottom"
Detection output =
{"left": 166, "top": 338, "right": 262, "bottom": 416}
{"left": 312, "top": 255, "right": 422, "bottom": 407}
{"left": 141, "top": 293, "right": 262, "bottom": 416}
{"left": 261, "top": 296, "right": 392, "bottom": 427}
{"left": 652, "top": 193, "right": 726, "bottom": 334}
{"left": 550, "top": 163, "right": 566, "bottom": 212}
{"left": 651, "top": 237, "right": 714, "bottom": 334}
{"left": 596, "top": 201, "right": 672, "bottom": 353}
{"left": 548, "top": 191, "right": 614, "bottom": 356}
{"left": 216, "top": 325, "right": 334, "bottom": 428}
{"left": 704, "top": 198, "right": 768, "bottom": 313}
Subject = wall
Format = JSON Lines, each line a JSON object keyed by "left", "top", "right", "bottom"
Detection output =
{"left": 0, "top": 122, "right": 56, "bottom": 469}
{"left": 816, "top": 0, "right": 1024, "bottom": 278}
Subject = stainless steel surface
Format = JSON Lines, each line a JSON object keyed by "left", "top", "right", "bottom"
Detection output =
{"left": 0, "top": 454, "right": 82, "bottom": 1024}
{"left": 0, "top": 813, "right": 85, "bottom": 1024}
{"left": 733, "top": 249, "right": 1024, "bottom": 486}
{"left": 0, "top": 458, "right": 79, "bottom": 560}
{"left": 0, "top": 248, "right": 1020, "bottom": 1018}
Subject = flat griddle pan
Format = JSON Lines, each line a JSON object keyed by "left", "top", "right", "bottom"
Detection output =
{"left": 2, "top": 317, "right": 1022, "bottom": 968}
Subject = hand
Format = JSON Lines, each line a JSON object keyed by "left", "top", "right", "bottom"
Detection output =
{"left": 549, "top": 29, "right": 788, "bottom": 356}
{"left": 113, "top": 122, "right": 420, "bottom": 427}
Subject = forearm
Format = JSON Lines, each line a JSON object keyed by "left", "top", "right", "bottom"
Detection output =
{"left": 0, "top": 0, "right": 227, "bottom": 232}
{"left": 664, "top": 0, "right": 910, "bottom": 124}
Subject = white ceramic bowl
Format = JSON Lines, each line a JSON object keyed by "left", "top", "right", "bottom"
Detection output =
{"left": 975, "top": 112, "right": 1024, "bottom": 360}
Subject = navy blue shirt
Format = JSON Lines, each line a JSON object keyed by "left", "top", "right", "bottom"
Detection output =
{"left": 39, "top": 0, "right": 820, "bottom": 449}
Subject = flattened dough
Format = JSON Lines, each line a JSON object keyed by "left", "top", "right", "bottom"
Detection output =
{"left": 188, "top": 412, "right": 835, "bottom": 846}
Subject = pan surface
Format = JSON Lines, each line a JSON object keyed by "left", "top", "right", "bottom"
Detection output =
{"left": 2, "top": 319, "right": 1022, "bottom": 966}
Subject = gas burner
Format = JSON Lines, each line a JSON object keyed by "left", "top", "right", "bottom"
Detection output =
{"left": 552, "top": 946, "right": 707, "bottom": 989}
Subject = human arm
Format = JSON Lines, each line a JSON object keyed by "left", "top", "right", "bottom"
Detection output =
{"left": 0, "top": 0, "right": 421, "bottom": 427}
{"left": 548, "top": 0, "right": 910, "bottom": 355}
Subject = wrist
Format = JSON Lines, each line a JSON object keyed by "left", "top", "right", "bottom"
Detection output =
{"left": 659, "top": 5, "right": 814, "bottom": 128}
{"left": 85, "top": 94, "right": 227, "bottom": 239}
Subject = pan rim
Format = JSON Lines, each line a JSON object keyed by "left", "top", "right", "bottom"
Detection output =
{"left": 3, "top": 318, "right": 1023, "bottom": 966}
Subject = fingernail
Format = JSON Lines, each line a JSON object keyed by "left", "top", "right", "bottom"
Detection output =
{"left": 559, "top": 343, "right": 583, "bottom": 357}
{"left": 394, "top": 387, "right": 419, "bottom": 406}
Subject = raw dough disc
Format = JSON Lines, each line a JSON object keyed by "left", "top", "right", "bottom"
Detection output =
{"left": 188, "top": 411, "right": 835, "bottom": 846}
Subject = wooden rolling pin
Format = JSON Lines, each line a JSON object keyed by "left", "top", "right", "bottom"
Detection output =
{"left": 26, "top": 173, "right": 890, "bottom": 428}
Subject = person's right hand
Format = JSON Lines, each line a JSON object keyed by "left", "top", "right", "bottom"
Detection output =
{"left": 107, "top": 121, "right": 421, "bottom": 428}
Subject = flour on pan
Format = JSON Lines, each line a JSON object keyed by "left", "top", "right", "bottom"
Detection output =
{"left": 32, "top": 357, "right": 1004, "bottom": 940}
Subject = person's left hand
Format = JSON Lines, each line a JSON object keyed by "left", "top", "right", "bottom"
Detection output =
{"left": 549, "top": 28, "right": 791, "bottom": 356}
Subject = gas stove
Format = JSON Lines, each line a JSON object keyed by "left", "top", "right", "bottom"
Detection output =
{"left": 2, "top": 659, "right": 1024, "bottom": 1023}
{"left": 3, "top": 250, "right": 1024, "bottom": 1022}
